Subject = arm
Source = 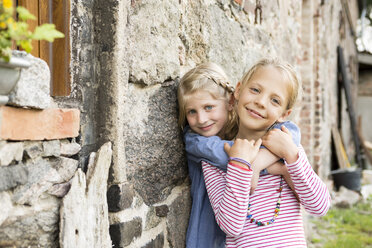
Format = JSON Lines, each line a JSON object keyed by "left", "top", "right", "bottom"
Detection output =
{"left": 184, "top": 124, "right": 286, "bottom": 172}
{"left": 251, "top": 148, "right": 279, "bottom": 170}
{"left": 249, "top": 149, "right": 279, "bottom": 194}
{"left": 201, "top": 138, "right": 261, "bottom": 236}
{"left": 202, "top": 161, "right": 252, "bottom": 236}
{"left": 184, "top": 121, "right": 300, "bottom": 172}
{"left": 249, "top": 121, "right": 301, "bottom": 192}
{"left": 285, "top": 147, "right": 331, "bottom": 216}
{"left": 252, "top": 121, "right": 301, "bottom": 171}
{"left": 263, "top": 127, "right": 330, "bottom": 216}
{"left": 184, "top": 127, "right": 233, "bottom": 171}
{"left": 274, "top": 121, "right": 301, "bottom": 146}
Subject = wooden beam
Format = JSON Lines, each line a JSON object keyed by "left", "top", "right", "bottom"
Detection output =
{"left": 332, "top": 127, "right": 351, "bottom": 169}
{"left": 337, "top": 46, "right": 364, "bottom": 168}
{"left": 38, "top": 0, "right": 51, "bottom": 66}
{"left": 18, "top": 0, "right": 40, "bottom": 57}
{"left": 51, "top": 0, "right": 70, "bottom": 96}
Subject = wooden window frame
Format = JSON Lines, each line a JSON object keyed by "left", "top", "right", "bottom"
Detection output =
{"left": 17, "top": 0, "right": 70, "bottom": 96}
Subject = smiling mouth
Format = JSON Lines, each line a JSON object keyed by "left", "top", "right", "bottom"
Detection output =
{"left": 246, "top": 108, "right": 264, "bottom": 119}
{"left": 199, "top": 124, "right": 214, "bottom": 131}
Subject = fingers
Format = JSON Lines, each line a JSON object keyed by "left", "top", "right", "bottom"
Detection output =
{"left": 281, "top": 125, "right": 291, "bottom": 135}
{"left": 254, "top": 138, "right": 262, "bottom": 149}
{"left": 224, "top": 143, "right": 231, "bottom": 153}
{"left": 235, "top": 138, "right": 257, "bottom": 146}
{"left": 227, "top": 138, "right": 261, "bottom": 162}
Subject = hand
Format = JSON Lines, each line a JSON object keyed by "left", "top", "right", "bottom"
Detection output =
{"left": 262, "top": 126, "right": 299, "bottom": 164}
{"left": 224, "top": 138, "right": 262, "bottom": 165}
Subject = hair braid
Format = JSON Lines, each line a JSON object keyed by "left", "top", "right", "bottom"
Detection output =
{"left": 206, "top": 76, "right": 235, "bottom": 93}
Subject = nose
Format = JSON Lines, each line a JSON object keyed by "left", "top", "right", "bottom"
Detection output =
{"left": 197, "top": 112, "right": 208, "bottom": 124}
{"left": 254, "top": 95, "right": 266, "bottom": 108}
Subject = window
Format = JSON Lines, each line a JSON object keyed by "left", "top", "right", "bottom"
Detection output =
{"left": 17, "top": 0, "right": 70, "bottom": 96}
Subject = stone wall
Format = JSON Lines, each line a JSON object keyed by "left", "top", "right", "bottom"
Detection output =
{"left": 0, "top": 54, "right": 113, "bottom": 248}
{"left": 0, "top": 138, "right": 79, "bottom": 247}
{"left": 0, "top": 136, "right": 113, "bottom": 248}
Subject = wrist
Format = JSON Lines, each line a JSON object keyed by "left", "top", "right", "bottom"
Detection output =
{"left": 283, "top": 146, "right": 299, "bottom": 164}
{"left": 229, "top": 157, "right": 252, "bottom": 170}
{"left": 229, "top": 161, "right": 252, "bottom": 171}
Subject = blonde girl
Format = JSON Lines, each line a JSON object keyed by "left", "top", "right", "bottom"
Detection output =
{"left": 178, "top": 62, "right": 301, "bottom": 248}
{"left": 202, "top": 58, "right": 331, "bottom": 247}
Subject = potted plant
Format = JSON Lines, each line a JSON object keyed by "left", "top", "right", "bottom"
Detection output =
{"left": 0, "top": 0, "right": 64, "bottom": 104}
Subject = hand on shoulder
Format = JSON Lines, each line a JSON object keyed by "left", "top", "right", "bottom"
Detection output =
{"left": 262, "top": 126, "right": 299, "bottom": 163}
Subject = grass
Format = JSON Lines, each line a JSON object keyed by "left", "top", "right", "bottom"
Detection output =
{"left": 308, "top": 197, "right": 372, "bottom": 248}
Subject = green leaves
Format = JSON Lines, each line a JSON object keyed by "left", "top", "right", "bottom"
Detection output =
{"left": 16, "top": 6, "right": 36, "bottom": 21}
{"left": 19, "top": 39, "right": 32, "bottom": 53}
{"left": 0, "top": 4, "right": 65, "bottom": 61}
{"left": 33, "top": 24, "right": 64, "bottom": 42}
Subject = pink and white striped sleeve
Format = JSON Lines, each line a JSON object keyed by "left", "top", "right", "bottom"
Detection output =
{"left": 201, "top": 161, "right": 252, "bottom": 236}
{"left": 286, "top": 147, "right": 331, "bottom": 216}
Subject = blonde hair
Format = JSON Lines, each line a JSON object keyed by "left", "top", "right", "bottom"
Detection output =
{"left": 240, "top": 57, "right": 302, "bottom": 110}
{"left": 177, "top": 62, "right": 238, "bottom": 139}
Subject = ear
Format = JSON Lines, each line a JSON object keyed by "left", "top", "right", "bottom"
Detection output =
{"left": 234, "top": 82, "right": 242, "bottom": 101}
{"left": 277, "top": 108, "right": 292, "bottom": 122}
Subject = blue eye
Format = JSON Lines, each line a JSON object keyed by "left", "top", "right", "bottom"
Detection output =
{"left": 272, "top": 98, "right": 280, "bottom": 105}
{"left": 250, "top": 87, "right": 260, "bottom": 93}
{"left": 205, "top": 105, "right": 213, "bottom": 111}
{"left": 188, "top": 109, "right": 196, "bottom": 115}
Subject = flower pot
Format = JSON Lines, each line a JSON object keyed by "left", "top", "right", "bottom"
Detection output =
{"left": 331, "top": 168, "right": 362, "bottom": 191}
{"left": 0, "top": 53, "right": 31, "bottom": 105}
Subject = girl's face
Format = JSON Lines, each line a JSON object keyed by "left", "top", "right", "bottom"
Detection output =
{"left": 234, "top": 66, "right": 292, "bottom": 136}
{"left": 185, "top": 90, "right": 231, "bottom": 137}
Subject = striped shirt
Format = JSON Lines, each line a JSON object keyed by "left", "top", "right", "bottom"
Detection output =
{"left": 202, "top": 147, "right": 331, "bottom": 248}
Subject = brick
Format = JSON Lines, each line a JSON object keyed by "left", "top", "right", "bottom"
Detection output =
{"left": 0, "top": 106, "right": 80, "bottom": 141}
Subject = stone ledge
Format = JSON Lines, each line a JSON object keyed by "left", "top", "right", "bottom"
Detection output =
{"left": 0, "top": 106, "right": 80, "bottom": 141}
